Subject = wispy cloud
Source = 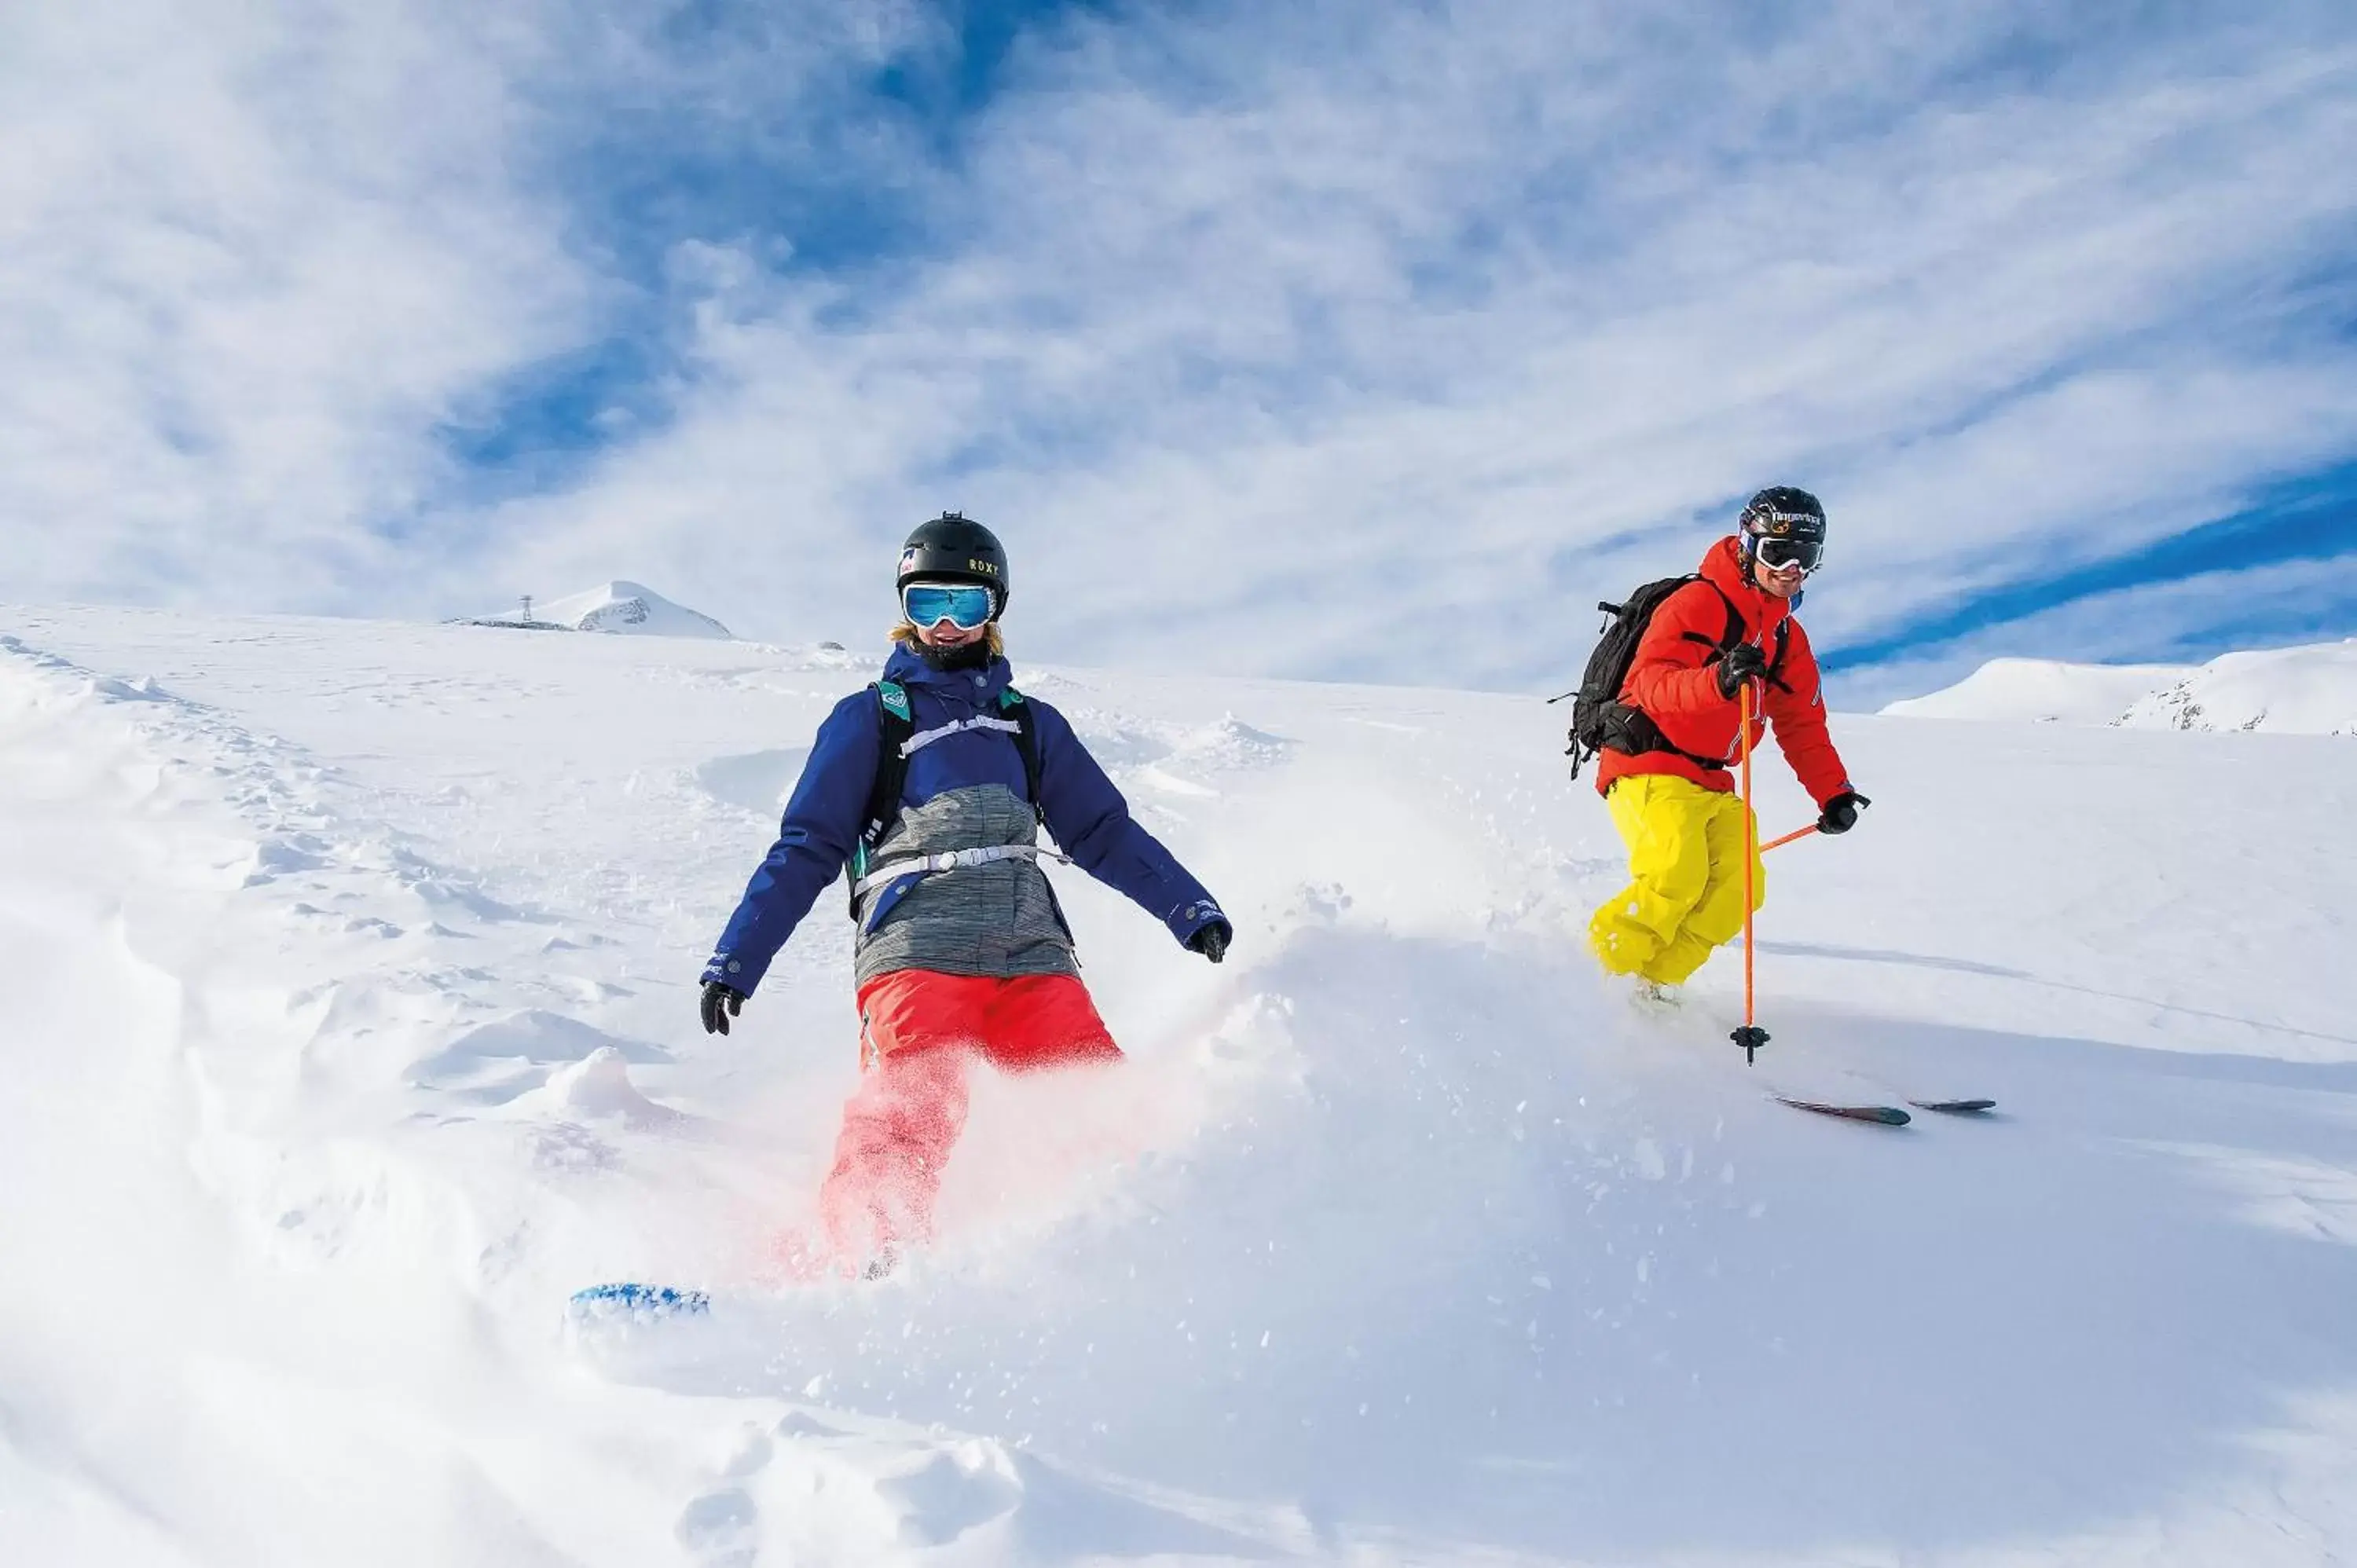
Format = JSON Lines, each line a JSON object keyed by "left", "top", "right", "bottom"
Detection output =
{"left": 0, "top": 0, "right": 598, "bottom": 602}
{"left": 1830, "top": 549, "right": 2357, "bottom": 712}
{"left": 5, "top": 0, "right": 2354, "bottom": 700}
{"left": 1825, "top": 461, "right": 2357, "bottom": 669}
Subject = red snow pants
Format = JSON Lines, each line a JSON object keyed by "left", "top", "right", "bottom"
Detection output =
{"left": 817, "top": 969, "right": 1120, "bottom": 1264}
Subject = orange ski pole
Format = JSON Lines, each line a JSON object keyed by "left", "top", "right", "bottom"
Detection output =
{"left": 1761, "top": 823, "right": 1819, "bottom": 855}
{"left": 1733, "top": 679, "right": 1769, "bottom": 1065}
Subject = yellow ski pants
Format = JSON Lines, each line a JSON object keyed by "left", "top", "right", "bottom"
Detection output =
{"left": 1588, "top": 775, "right": 1765, "bottom": 987}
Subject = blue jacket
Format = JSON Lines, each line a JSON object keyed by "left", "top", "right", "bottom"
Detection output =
{"left": 703, "top": 646, "right": 1226, "bottom": 992}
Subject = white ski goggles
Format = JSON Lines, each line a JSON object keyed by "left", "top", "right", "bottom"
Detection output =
{"left": 1752, "top": 533, "right": 1824, "bottom": 575}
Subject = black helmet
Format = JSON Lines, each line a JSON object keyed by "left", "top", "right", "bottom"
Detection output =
{"left": 896, "top": 511, "right": 1010, "bottom": 614}
{"left": 1736, "top": 486, "right": 1827, "bottom": 576}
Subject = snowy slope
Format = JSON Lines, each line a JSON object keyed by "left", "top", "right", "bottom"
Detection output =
{"left": 1888, "top": 639, "right": 2357, "bottom": 734}
{"left": 4, "top": 603, "right": 2356, "bottom": 1566}
{"left": 1880, "top": 656, "right": 2195, "bottom": 725}
{"left": 2120, "top": 639, "right": 2357, "bottom": 735}
{"left": 533, "top": 581, "right": 735, "bottom": 639}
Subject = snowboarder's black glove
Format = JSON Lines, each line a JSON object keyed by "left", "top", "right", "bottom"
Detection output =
{"left": 1817, "top": 790, "right": 1870, "bottom": 835}
{"left": 1715, "top": 642, "right": 1769, "bottom": 699}
{"left": 1188, "top": 919, "right": 1233, "bottom": 965}
{"left": 700, "top": 980, "right": 746, "bottom": 1035}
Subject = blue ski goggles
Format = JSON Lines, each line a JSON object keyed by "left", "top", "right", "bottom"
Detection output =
{"left": 901, "top": 581, "right": 998, "bottom": 630}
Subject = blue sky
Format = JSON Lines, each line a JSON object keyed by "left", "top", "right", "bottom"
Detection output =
{"left": 3, "top": 0, "right": 2355, "bottom": 705}
{"left": 1823, "top": 465, "right": 2357, "bottom": 670}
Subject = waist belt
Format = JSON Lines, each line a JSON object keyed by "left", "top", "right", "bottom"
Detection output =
{"left": 852, "top": 841, "right": 1072, "bottom": 900}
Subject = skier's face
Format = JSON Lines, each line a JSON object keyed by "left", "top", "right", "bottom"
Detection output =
{"left": 1756, "top": 559, "right": 1807, "bottom": 600}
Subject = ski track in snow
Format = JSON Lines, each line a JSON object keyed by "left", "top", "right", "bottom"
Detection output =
{"left": 2, "top": 605, "right": 2356, "bottom": 1565}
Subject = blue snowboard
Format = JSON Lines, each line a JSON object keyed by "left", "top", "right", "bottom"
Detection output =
{"left": 569, "top": 1281, "right": 710, "bottom": 1321}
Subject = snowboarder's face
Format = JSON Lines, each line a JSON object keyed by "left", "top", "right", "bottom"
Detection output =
{"left": 901, "top": 581, "right": 996, "bottom": 647}
{"left": 915, "top": 617, "right": 989, "bottom": 650}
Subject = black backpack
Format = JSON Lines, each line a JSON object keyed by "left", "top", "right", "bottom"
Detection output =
{"left": 1560, "top": 576, "right": 1787, "bottom": 779}
{"left": 846, "top": 679, "right": 1043, "bottom": 915}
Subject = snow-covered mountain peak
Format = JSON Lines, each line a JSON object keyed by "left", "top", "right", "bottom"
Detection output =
{"left": 504, "top": 581, "right": 733, "bottom": 639}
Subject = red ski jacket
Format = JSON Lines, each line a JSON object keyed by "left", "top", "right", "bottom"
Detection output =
{"left": 1593, "top": 537, "right": 1853, "bottom": 806}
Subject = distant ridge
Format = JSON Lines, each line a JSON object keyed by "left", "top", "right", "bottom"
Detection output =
{"left": 1886, "top": 639, "right": 2357, "bottom": 735}
{"left": 1881, "top": 658, "right": 2194, "bottom": 727}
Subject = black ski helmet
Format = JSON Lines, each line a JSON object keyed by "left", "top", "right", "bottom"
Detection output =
{"left": 1736, "top": 486, "right": 1827, "bottom": 578}
{"left": 896, "top": 511, "right": 1010, "bottom": 615}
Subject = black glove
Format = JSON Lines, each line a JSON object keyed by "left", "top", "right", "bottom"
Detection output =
{"left": 1187, "top": 918, "right": 1233, "bottom": 965}
{"left": 1715, "top": 642, "right": 1769, "bottom": 699}
{"left": 1817, "top": 790, "right": 1870, "bottom": 835}
{"left": 700, "top": 980, "right": 746, "bottom": 1035}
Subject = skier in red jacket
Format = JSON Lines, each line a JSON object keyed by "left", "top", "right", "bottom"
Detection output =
{"left": 1589, "top": 488, "right": 1868, "bottom": 998}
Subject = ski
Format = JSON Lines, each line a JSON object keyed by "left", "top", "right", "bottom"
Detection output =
{"left": 1762, "top": 1056, "right": 1994, "bottom": 1123}
{"left": 1774, "top": 1095, "right": 1911, "bottom": 1126}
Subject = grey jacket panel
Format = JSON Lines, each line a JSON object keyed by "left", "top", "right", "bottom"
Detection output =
{"left": 853, "top": 782, "right": 1078, "bottom": 986}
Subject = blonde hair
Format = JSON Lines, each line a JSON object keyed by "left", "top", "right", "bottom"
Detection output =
{"left": 890, "top": 619, "right": 1005, "bottom": 658}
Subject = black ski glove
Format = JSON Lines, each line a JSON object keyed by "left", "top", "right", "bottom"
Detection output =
{"left": 1817, "top": 790, "right": 1870, "bottom": 835}
{"left": 1188, "top": 918, "right": 1233, "bottom": 965}
{"left": 700, "top": 980, "right": 746, "bottom": 1035}
{"left": 1715, "top": 643, "right": 1769, "bottom": 699}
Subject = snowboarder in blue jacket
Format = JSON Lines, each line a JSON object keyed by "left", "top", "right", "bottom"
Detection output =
{"left": 700, "top": 512, "right": 1233, "bottom": 1272}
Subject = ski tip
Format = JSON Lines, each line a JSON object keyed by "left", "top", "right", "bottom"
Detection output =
{"left": 568, "top": 1282, "right": 711, "bottom": 1320}
{"left": 1776, "top": 1096, "right": 1912, "bottom": 1127}
{"left": 1908, "top": 1098, "right": 1998, "bottom": 1115}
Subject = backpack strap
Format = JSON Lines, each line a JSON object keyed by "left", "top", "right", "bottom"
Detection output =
{"left": 848, "top": 681, "right": 916, "bottom": 918}
{"left": 1681, "top": 579, "right": 1747, "bottom": 659}
{"left": 999, "top": 687, "right": 1046, "bottom": 827}
{"left": 1763, "top": 617, "right": 1794, "bottom": 693}
{"left": 847, "top": 680, "right": 1050, "bottom": 920}
{"left": 1687, "top": 580, "right": 1796, "bottom": 693}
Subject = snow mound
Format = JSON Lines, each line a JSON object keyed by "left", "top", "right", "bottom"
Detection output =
{"left": 537, "top": 581, "right": 733, "bottom": 639}
{"left": 1888, "top": 640, "right": 2357, "bottom": 734}
{"left": 534, "top": 1046, "right": 684, "bottom": 1128}
{"left": 694, "top": 747, "right": 810, "bottom": 815}
{"left": 1171, "top": 714, "right": 1294, "bottom": 769}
